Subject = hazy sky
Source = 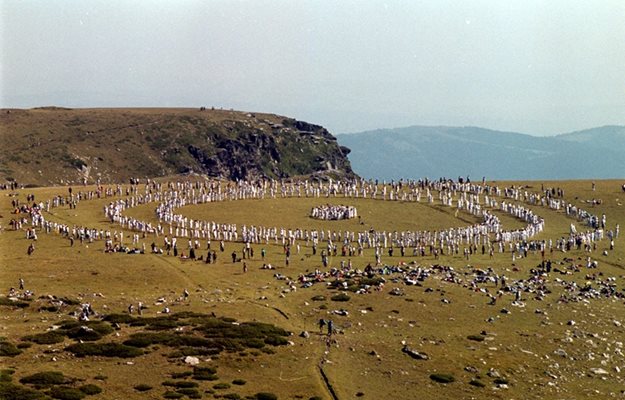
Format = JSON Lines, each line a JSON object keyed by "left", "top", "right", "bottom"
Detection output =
{"left": 2, "top": 0, "right": 624, "bottom": 135}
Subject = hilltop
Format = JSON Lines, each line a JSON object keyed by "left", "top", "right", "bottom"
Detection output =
{"left": 0, "top": 107, "right": 355, "bottom": 185}
{"left": 338, "top": 125, "right": 625, "bottom": 180}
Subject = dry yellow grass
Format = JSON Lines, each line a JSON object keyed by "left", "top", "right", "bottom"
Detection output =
{"left": 1, "top": 178, "right": 624, "bottom": 399}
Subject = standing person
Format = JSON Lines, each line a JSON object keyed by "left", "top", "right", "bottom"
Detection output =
{"left": 19, "top": 278, "right": 24, "bottom": 290}
{"left": 243, "top": 262, "right": 248, "bottom": 273}
{"left": 27, "top": 243, "right": 35, "bottom": 256}
{"left": 231, "top": 250, "right": 237, "bottom": 263}
{"left": 318, "top": 318, "right": 326, "bottom": 334}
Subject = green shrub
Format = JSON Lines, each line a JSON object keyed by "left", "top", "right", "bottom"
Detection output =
{"left": 330, "top": 293, "right": 350, "bottom": 302}
{"left": 102, "top": 313, "right": 135, "bottom": 324}
{"left": 163, "top": 381, "right": 198, "bottom": 388}
{"left": 0, "top": 341, "right": 22, "bottom": 357}
{"left": 20, "top": 371, "right": 67, "bottom": 386}
{"left": 0, "top": 297, "right": 30, "bottom": 308}
{"left": 39, "top": 305, "right": 60, "bottom": 312}
{"left": 57, "top": 297, "right": 80, "bottom": 306}
{"left": 24, "top": 331, "right": 65, "bottom": 345}
{"left": 254, "top": 392, "right": 278, "bottom": 400}
{"left": 213, "top": 382, "right": 231, "bottom": 389}
{"left": 222, "top": 394, "right": 241, "bottom": 400}
{"left": 310, "top": 295, "right": 326, "bottom": 301}
{"left": 430, "top": 373, "right": 455, "bottom": 384}
{"left": 469, "top": 379, "right": 485, "bottom": 387}
{"left": 176, "top": 387, "right": 200, "bottom": 396}
{"left": 0, "top": 369, "right": 15, "bottom": 382}
{"left": 49, "top": 386, "right": 86, "bottom": 400}
{"left": 65, "top": 322, "right": 113, "bottom": 341}
{"left": 65, "top": 342, "right": 143, "bottom": 358}
{"left": 466, "top": 335, "right": 485, "bottom": 342}
{"left": 0, "top": 382, "right": 49, "bottom": 400}
{"left": 192, "top": 366, "right": 218, "bottom": 381}
{"left": 17, "top": 342, "right": 32, "bottom": 349}
{"left": 171, "top": 371, "right": 193, "bottom": 379}
{"left": 231, "top": 379, "right": 246, "bottom": 386}
{"left": 163, "top": 390, "right": 184, "bottom": 399}
{"left": 134, "top": 384, "right": 152, "bottom": 392}
{"left": 78, "top": 384, "right": 102, "bottom": 395}
{"left": 264, "top": 336, "right": 288, "bottom": 346}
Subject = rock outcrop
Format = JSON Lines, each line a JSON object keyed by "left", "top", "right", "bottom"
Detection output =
{"left": 0, "top": 107, "right": 355, "bottom": 185}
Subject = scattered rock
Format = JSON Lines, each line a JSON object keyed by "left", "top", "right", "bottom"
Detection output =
{"left": 184, "top": 356, "right": 200, "bottom": 366}
{"left": 554, "top": 349, "right": 568, "bottom": 358}
{"left": 402, "top": 345, "right": 429, "bottom": 360}
{"left": 589, "top": 368, "right": 608, "bottom": 376}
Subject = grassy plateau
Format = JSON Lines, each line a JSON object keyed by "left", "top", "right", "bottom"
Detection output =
{"left": 1, "top": 177, "right": 624, "bottom": 400}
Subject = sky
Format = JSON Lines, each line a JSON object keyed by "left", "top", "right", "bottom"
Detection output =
{"left": 1, "top": 0, "right": 624, "bottom": 135}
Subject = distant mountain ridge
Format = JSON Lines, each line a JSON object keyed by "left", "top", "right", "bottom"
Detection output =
{"left": 338, "top": 125, "right": 625, "bottom": 180}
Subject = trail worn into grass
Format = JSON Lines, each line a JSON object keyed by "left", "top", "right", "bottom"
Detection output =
{"left": 318, "top": 363, "right": 340, "bottom": 400}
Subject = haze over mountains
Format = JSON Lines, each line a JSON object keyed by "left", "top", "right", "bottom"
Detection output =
{"left": 338, "top": 125, "right": 625, "bottom": 181}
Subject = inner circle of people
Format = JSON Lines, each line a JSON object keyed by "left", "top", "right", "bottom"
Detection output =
{"left": 310, "top": 204, "right": 358, "bottom": 220}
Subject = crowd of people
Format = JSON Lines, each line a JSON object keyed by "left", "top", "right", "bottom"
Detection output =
{"left": 310, "top": 204, "right": 358, "bottom": 220}
{"left": 5, "top": 177, "right": 616, "bottom": 270}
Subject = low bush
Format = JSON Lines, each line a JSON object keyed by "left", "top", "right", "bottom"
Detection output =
{"left": 78, "top": 384, "right": 102, "bottom": 395}
{"left": 264, "top": 336, "right": 288, "bottom": 346}
{"left": 0, "top": 369, "right": 15, "bottom": 383}
{"left": 133, "top": 384, "right": 152, "bottom": 392}
{"left": 0, "top": 297, "right": 30, "bottom": 308}
{"left": 102, "top": 313, "right": 135, "bottom": 324}
{"left": 162, "top": 380, "right": 198, "bottom": 388}
{"left": 0, "top": 341, "right": 22, "bottom": 357}
{"left": 49, "top": 386, "right": 86, "bottom": 400}
{"left": 19, "top": 371, "right": 67, "bottom": 386}
{"left": 65, "top": 342, "right": 143, "bottom": 358}
{"left": 213, "top": 382, "right": 231, "bottom": 389}
{"left": 466, "top": 335, "right": 485, "bottom": 342}
{"left": 430, "top": 373, "right": 455, "bottom": 384}
{"left": 176, "top": 387, "right": 201, "bottom": 396}
{"left": 310, "top": 295, "right": 326, "bottom": 301}
{"left": 24, "top": 331, "right": 65, "bottom": 345}
{"left": 231, "top": 379, "right": 246, "bottom": 386}
{"left": 469, "top": 379, "right": 485, "bottom": 387}
{"left": 0, "top": 382, "right": 48, "bottom": 400}
{"left": 330, "top": 293, "right": 350, "bottom": 302}
{"left": 163, "top": 390, "right": 184, "bottom": 399}
{"left": 254, "top": 392, "right": 278, "bottom": 400}
{"left": 171, "top": 371, "right": 193, "bottom": 379}
{"left": 192, "top": 366, "right": 218, "bottom": 381}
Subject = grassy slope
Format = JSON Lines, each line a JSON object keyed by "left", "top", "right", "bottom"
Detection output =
{"left": 0, "top": 107, "right": 352, "bottom": 186}
{"left": 0, "top": 179, "right": 624, "bottom": 399}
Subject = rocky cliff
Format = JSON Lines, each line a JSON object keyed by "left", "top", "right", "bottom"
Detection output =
{"left": 0, "top": 107, "right": 355, "bottom": 185}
